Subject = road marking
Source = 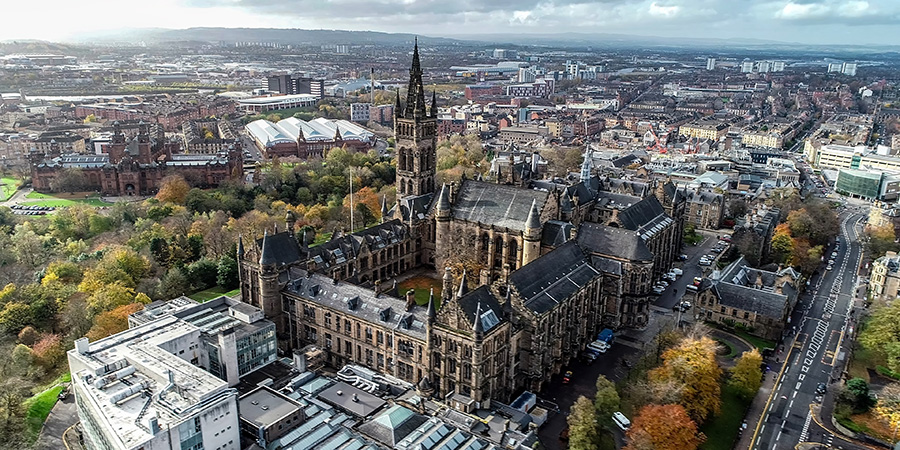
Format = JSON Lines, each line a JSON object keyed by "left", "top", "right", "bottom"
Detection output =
{"left": 796, "top": 381, "right": 802, "bottom": 390}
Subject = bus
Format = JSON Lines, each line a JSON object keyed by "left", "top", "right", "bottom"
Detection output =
{"left": 612, "top": 412, "right": 631, "bottom": 431}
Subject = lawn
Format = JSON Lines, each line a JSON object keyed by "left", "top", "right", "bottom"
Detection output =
{"left": 22, "top": 191, "right": 113, "bottom": 207}
{"left": 23, "top": 374, "right": 69, "bottom": 443}
{"left": 734, "top": 330, "right": 775, "bottom": 352}
{"left": 398, "top": 276, "right": 443, "bottom": 308}
{"left": 0, "top": 177, "right": 21, "bottom": 202}
{"left": 700, "top": 384, "right": 751, "bottom": 450}
{"left": 189, "top": 286, "right": 241, "bottom": 303}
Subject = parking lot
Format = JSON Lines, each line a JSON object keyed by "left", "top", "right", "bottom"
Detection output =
{"left": 8, "top": 204, "right": 55, "bottom": 215}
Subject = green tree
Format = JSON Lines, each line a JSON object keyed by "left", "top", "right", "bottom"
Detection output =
{"left": 840, "top": 378, "right": 874, "bottom": 413}
{"left": 567, "top": 396, "right": 599, "bottom": 450}
{"left": 217, "top": 255, "right": 239, "bottom": 289}
{"left": 770, "top": 224, "right": 794, "bottom": 265}
{"left": 594, "top": 374, "right": 620, "bottom": 427}
{"left": 0, "top": 303, "right": 34, "bottom": 334}
{"left": 859, "top": 301, "right": 900, "bottom": 372}
{"left": 158, "top": 267, "right": 190, "bottom": 299}
{"left": 866, "top": 224, "right": 899, "bottom": 259}
{"left": 729, "top": 348, "right": 763, "bottom": 400}
{"left": 187, "top": 258, "right": 219, "bottom": 291}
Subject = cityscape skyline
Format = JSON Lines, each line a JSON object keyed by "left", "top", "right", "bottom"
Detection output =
{"left": 3, "top": 0, "right": 899, "bottom": 46}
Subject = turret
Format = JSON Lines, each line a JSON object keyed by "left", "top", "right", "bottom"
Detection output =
{"left": 285, "top": 211, "right": 296, "bottom": 236}
{"left": 426, "top": 288, "right": 436, "bottom": 323}
{"left": 257, "top": 231, "right": 284, "bottom": 338}
{"left": 456, "top": 270, "right": 468, "bottom": 300}
{"left": 472, "top": 302, "right": 483, "bottom": 337}
{"left": 471, "top": 302, "right": 485, "bottom": 405}
{"left": 522, "top": 199, "right": 542, "bottom": 266}
{"left": 431, "top": 90, "right": 438, "bottom": 118}
{"left": 237, "top": 234, "right": 245, "bottom": 260}
{"left": 441, "top": 267, "right": 454, "bottom": 305}
{"left": 380, "top": 196, "right": 389, "bottom": 223}
{"left": 435, "top": 184, "right": 452, "bottom": 269}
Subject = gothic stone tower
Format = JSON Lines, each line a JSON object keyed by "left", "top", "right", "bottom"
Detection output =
{"left": 395, "top": 39, "right": 438, "bottom": 198}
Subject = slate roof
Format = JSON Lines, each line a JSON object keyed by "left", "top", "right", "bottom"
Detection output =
{"left": 508, "top": 241, "right": 600, "bottom": 315}
{"left": 711, "top": 282, "right": 787, "bottom": 319}
{"left": 256, "top": 231, "right": 302, "bottom": 266}
{"left": 541, "top": 220, "right": 573, "bottom": 247}
{"left": 452, "top": 180, "right": 549, "bottom": 231}
{"left": 285, "top": 272, "right": 428, "bottom": 340}
{"left": 305, "top": 220, "right": 406, "bottom": 270}
{"left": 456, "top": 285, "right": 505, "bottom": 333}
{"left": 685, "top": 189, "right": 723, "bottom": 205}
{"left": 617, "top": 196, "right": 674, "bottom": 239}
{"left": 576, "top": 222, "right": 654, "bottom": 262}
{"left": 594, "top": 191, "right": 643, "bottom": 210}
{"left": 603, "top": 178, "right": 648, "bottom": 197}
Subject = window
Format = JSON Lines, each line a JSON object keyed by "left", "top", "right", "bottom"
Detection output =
{"left": 345, "top": 341, "right": 352, "bottom": 355}
{"left": 324, "top": 312, "right": 332, "bottom": 327}
{"left": 720, "top": 306, "right": 726, "bottom": 313}
{"left": 377, "top": 331, "right": 384, "bottom": 345}
{"left": 743, "top": 312, "right": 750, "bottom": 319}
{"left": 344, "top": 320, "right": 352, "bottom": 334}
{"left": 365, "top": 327, "right": 373, "bottom": 343}
{"left": 325, "top": 333, "right": 332, "bottom": 349}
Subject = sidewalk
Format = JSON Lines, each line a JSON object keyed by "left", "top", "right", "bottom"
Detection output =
{"left": 734, "top": 348, "right": 783, "bottom": 450}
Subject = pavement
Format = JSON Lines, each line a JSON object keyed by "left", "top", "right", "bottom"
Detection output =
{"left": 34, "top": 389, "right": 79, "bottom": 450}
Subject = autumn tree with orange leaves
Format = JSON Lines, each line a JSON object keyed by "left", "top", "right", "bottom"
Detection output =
{"left": 623, "top": 404, "right": 705, "bottom": 450}
{"left": 156, "top": 175, "right": 191, "bottom": 204}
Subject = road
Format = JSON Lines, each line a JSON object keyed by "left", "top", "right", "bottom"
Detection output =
{"left": 750, "top": 210, "right": 867, "bottom": 450}
{"left": 653, "top": 229, "right": 725, "bottom": 311}
{"left": 34, "top": 389, "right": 78, "bottom": 450}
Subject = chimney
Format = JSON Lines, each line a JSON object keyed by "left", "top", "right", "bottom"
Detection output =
{"left": 374, "top": 280, "right": 382, "bottom": 296}
{"left": 352, "top": 393, "right": 359, "bottom": 403}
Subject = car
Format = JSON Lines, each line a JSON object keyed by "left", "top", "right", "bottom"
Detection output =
{"left": 657, "top": 280, "right": 669, "bottom": 288}
{"left": 57, "top": 386, "right": 69, "bottom": 401}
{"left": 680, "top": 301, "right": 692, "bottom": 311}
{"left": 832, "top": 251, "right": 838, "bottom": 258}
{"left": 679, "top": 254, "right": 688, "bottom": 261}
{"left": 693, "top": 277, "right": 702, "bottom": 285}
{"left": 652, "top": 286, "right": 665, "bottom": 295}
{"left": 563, "top": 371, "right": 573, "bottom": 384}
{"left": 699, "top": 259, "right": 712, "bottom": 266}
{"left": 672, "top": 268, "right": 683, "bottom": 276}
{"left": 826, "top": 265, "right": 833, "bottom": 271}
{"left": 711, "top": 248, "right": 723, "bottom": 253}
{"left": 816, "top": 383, "right": 826, "bottom": 395}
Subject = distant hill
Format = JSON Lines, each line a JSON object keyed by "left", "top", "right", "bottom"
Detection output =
{"left": 80, "top": 28, "right": 469, "bottom": 47}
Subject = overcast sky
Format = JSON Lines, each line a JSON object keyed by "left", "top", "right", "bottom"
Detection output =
{"left": 1, "top": 0, "right": 896, "bottom": 45}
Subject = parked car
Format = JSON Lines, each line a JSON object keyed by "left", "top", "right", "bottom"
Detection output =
{"left": 815, "top": 383, "right": 826, "bottom": 395}
{"left": 679, "top": 254, "right": 689, "bottom": 261}
{"left": 693, "top": 277, "right": 702, "bottom": 286}
{"left": 672, "top": 268, "right": 683, "bottom": 276}
{"left": 563, "top": 371, "right": 573, "bottom": 384}
{"left": 652, "top": 286, "right": 665, "bottom": 295}
{"left": 680, "top": 301, "right": 692, "bottom": 310}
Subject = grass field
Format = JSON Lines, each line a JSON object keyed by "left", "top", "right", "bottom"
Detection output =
{"left": 189, "top": 286, "right": 241, "bottom": 303}
{"left": 734, "top": 330, "right": 776, "bottom": 352}
{"left": 23, "top": 373, "right": 71, "bottom": 443}
{"left": 0, "top": 177, "right": 20, "bottom": 202}
{"left": 700, "top": 384, "right": 751, "bottom": 450}
{"left": 398, "top": 276, "right": 443, "bottom": 308}
{"left": 22, "top": 191, "right": 113, "bottom": 207}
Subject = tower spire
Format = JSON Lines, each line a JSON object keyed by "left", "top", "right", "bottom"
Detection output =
{"left": 405, "top": 37, "right": 427, "bottom": 119}
{"left": 431, "top": 90, "right": 438, "bottom": 118}
{"left": 580, "top": 142, "right": 592, "bottom": 183}
{"left": 394, "top": 87, "right": 402, "bottom": 119}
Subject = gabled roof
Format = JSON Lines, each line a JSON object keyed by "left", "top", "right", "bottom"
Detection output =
{"left": 710, "top": 282, "right": 788, "bottom": 319}
{"left": 254, "top": 231, "right": 301, "bottom": 266}
{"left": 509, "top": 241, "right": 600, "bottom": 315}
{"left": 457, "top": 285, "right": 505, "bottom": 333}
{"left": 577, "top": 222, "right": 654, "bottom": 262}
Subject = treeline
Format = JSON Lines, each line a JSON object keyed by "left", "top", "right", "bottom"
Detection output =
{"left": 0, "top": 146, "right": 398, "bottom": 446}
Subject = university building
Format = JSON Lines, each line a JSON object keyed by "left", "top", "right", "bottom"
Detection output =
{"left": 237, "top": 43, "right": 686, "bottom": 405}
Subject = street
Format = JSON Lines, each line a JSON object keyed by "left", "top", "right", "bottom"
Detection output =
{"left": 750, "top": 209, "right": 868, "bottom": 450}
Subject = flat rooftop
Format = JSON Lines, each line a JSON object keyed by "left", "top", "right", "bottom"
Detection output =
{"left": 240, "top": 386, "right": 301, "bottom": 428}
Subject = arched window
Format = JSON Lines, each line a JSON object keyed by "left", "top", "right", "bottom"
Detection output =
{"left": 508, "top": 240, "right": 518, "bottom": 270}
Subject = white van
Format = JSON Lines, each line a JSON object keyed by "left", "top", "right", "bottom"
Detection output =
{"left": 612, "top": 412, "right": 631, "bottom": 431}
{"left": 686, "top": 284, "right": 699, "bottom": 292}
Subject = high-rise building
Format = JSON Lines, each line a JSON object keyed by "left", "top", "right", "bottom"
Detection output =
{"left": 741, "top": 60, "right": 755, "bottom": 73}
{"left": 772, "top": 61, "right": 786, "bottom": 72}
{"left": 266, "top": 74, "right": 325, "bottom": 99}
{"left": 518, "top": 67, "right": 536, "bottom": 83}
{"left": 757, "top": 61, "right": 771, "bottom": 73}
{"left": 706, "top": 57, "right": 716, "bottom": 71}
{"left": 842, "top": 62, "right": 858, "bottom": 76}
{"left": 828, "top": 62, "right": 844, "bottom": 73}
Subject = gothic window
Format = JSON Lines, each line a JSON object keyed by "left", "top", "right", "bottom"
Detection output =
{"left": 508, "top": 240, "right": 518, "bottom": 270}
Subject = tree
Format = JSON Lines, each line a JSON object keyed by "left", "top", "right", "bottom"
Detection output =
{"left": 86, "top": 282, "right": 137, "bottom": 315}
{"left": 859, "top": 301, "right": 900, "bottom": 372}
{"left": 770, "top": 224, "right": 794, "bottom": 265}
{"left": 0, "top": 303, "right": 34, "bottom": 334}
{"left": 866, "top": 224, "right": 899, "bottom": 259}
{"left": 624, "top": 404, "right": 704, "bottom": 450}
{"left": 217, "top": 255, "right": 239, "bottom": 289}
{"left": 594, "top": 375, "right": 620, "bottom": 427}
{"left": 840, "top": 378, "right": 874, "bottom": 414}
{"left": 158, "top": 267, "right": 190, "bottom": 299}
{"left": 649, "top": 335, "right": 722, "bottom": 423}
{"left": 50, "top": 167, "right": 87, "bottom": 192}
{"left": 729, "top": 349, "right": 763, "bottom": 400}
{"left": 86, "top": 303, "right": 144, "bottom": 341}
{"left": 11, "top": 225, "right": 46, "bottom": 267}
{"left": 567, "top": 396, "right": 599, "bottom": 450}
{"left": 31, "top": 334, "right": 65, "bottom": 370}
{"left": 156, "top": 175, "right": 191, "bottom": 204}
{"left": 187, "top": 258, "right": 219, "bottom": 291}
{"left": 16, "top": 326, "right": 38, "bottom": 346}
{"left": 729, "top": 198, "right": 749, "bottom": 218}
